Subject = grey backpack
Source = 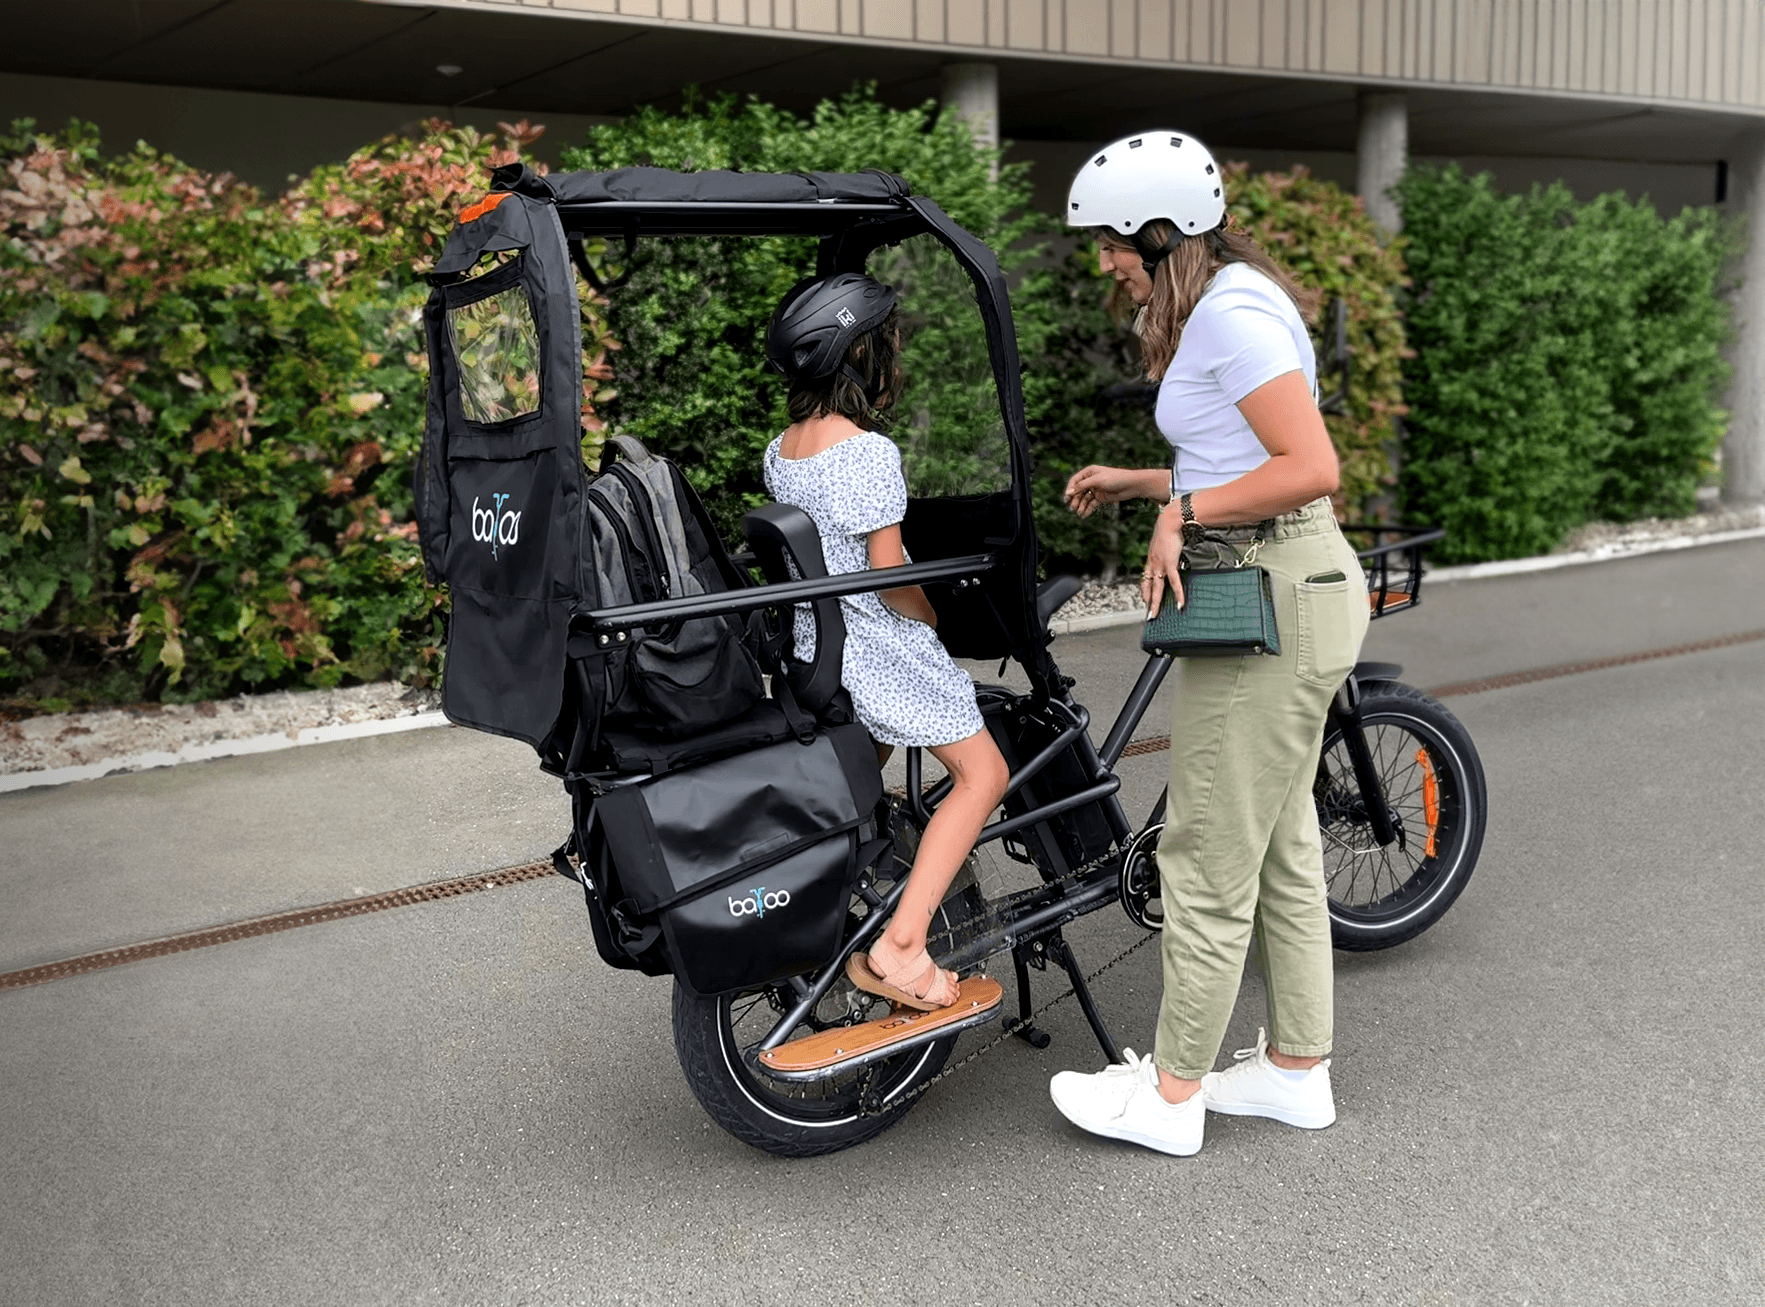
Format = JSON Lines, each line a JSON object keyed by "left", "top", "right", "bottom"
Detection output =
{"left": 567, "top": 435, "right": 767, "bottom": 761}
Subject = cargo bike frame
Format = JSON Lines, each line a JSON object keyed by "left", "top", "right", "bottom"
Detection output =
{"left": 420, "top": 166, "right": 1486, "bottom": 1157}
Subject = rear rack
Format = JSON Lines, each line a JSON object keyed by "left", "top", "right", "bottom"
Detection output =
{"left": 1341, "top": 525, "right": 1445, "bottom": 619}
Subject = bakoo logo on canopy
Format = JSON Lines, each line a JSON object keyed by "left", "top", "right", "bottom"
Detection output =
{"left": 728, "top": 886, "right": 792, "bottom": 919}
{"left": 471, "top": 493, "right": 521, "bottom": 560}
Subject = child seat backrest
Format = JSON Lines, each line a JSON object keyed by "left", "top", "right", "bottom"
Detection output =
{"left": 742, "top": 504, "right": 846, "bottom": 715}
{"left": 414, "top": 190, "right": 584, "bottom": 748}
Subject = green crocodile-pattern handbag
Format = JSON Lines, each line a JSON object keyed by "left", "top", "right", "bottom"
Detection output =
{"left": 1140, "top": 565, "right": 1280, "bottom": 657}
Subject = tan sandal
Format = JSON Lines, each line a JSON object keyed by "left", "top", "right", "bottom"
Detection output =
{"left": 846, "top": 949, "right": 961, "bottom": 1011}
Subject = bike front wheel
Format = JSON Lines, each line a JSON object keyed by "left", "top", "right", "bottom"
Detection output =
{"left": 1317, "top": 681, "right": 1488, "bottom": 950}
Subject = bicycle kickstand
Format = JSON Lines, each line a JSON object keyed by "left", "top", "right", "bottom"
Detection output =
{"left": 1044, "top": 931, "right": 1123, "bottom": 1065}
{"left": 1005, "top": 931, "right": 1125, "bottom": 1065}
{"left": 1006, "top": 944, "right": 1052, "bottom": 1049}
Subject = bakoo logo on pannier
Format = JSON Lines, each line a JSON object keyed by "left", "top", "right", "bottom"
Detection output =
{"left": 728, "top": 886, "right": 792, "bottom": 919}
{"left": 471, "top": 492, "right": 522, "bottom": 559}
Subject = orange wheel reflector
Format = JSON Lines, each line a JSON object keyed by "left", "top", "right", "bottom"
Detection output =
{"left": 459, "top": 190, "right": 512, "bottom": 224}
{"left": 1416, "top": 747, "right": 1440, "bottom": 858}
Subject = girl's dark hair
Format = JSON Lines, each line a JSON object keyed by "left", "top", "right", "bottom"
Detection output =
{"left": 1101, "top": 216, "right": 1320, "bottom": 381}
{"left": 785, "top": 307, "right": 902, "bottom": 425}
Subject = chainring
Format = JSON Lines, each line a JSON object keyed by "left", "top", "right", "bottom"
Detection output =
{"left": 1118, "top": 822, "right": 1164, "bottom": 931}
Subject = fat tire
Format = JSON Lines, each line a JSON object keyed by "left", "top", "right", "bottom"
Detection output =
{"left": 671, "top": 981, "right": 955, "bottom": 1158}
{"left": 670, "top": 832, "right": 977, "bottom": 1158}
{"left": 1319, "top": 681, "right": 1487, "bottom": 951}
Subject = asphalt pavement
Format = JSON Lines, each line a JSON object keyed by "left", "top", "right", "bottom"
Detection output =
{"left": 2, "top": 539, "right": 1762, "bottom": 1306}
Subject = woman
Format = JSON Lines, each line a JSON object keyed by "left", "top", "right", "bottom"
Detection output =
{"left": 1047, "top": 132, "right": 1370, "bottom": 1156}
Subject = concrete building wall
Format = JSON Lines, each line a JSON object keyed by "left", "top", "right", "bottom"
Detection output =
{"left": 1011, "top": 139, "right": 1724, "bottom": 216}
{"left": 4, "top": 70, "right": 1726, "bottom": 212}
{"left": 409, "top": 0, "right": 1765, "bottom": 113}
{"left": 0, "top": 72, "right": 613, "bottom": 193}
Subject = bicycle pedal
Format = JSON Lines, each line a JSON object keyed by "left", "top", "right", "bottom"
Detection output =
{"left": 756, "top": 975, "right": 1005, "bottom": 1082}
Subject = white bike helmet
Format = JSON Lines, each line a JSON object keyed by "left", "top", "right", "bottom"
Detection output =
{"left": 1066, "top": 131, "right": 1225, "bottom": 272}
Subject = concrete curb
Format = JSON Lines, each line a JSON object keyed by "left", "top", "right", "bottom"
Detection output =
{"left": 0, "top": 711, "right": 451, "bottom": 794}
{"left": 1046, "top": 524, "right": 1765, "bottom": 638}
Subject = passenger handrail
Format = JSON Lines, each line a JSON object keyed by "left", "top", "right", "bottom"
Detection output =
{"left": 576, "top": 552, "right": 998, "bottom": 633}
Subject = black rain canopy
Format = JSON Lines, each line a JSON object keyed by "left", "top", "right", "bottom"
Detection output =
{"left": 417, "top": 164, "right": 1055, "bottom": 752}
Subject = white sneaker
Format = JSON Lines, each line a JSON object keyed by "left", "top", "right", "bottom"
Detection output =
{"left": 1200, "top": 1028, "right": 1336, "bottom": 1129}
{"left": 1049, "top": 1049, "right": 1204, "bottom": 1156}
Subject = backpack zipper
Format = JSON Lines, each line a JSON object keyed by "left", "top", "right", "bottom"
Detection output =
{"left": 586, "top": 484, "right": 656, "bottom": 604}
{"left": 605, "top": 463, "right": 672, "bottom": 598}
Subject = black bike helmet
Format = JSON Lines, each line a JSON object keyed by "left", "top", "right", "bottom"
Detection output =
{"left": 765, "top": 273, "right": 898, "bottom": 391}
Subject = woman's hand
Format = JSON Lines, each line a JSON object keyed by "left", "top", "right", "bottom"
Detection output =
{"left": 1063, "top": 465, "right": 1165, "bottom": 518}
{"left": 1141, "top": 507, "right": 1186, "bottom": 619}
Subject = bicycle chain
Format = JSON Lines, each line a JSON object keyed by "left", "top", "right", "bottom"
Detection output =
{"left": 857, "top": 843, "right": 1161, "bottom": 1116}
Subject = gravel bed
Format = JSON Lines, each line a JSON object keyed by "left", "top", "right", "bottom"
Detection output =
{"left": 2, "top": 682, "right": 441, "bottom": 778}
{"left": 1554, "top": 503, "right": 1765, "bottom": 553}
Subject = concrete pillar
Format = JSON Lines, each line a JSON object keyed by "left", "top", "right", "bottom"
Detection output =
{"left": 1724, "top": 128, "right": 1765, "bottom": 506}
{"left": 1355, "top": 91, "right": 1408, "bottom": 236}
{"left": 940, "top": 62, "right": 998, "bottom": 175}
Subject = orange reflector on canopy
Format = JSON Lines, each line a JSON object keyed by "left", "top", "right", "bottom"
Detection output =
{"left": 459, "top": 191, "right": 512, "bottom": 224}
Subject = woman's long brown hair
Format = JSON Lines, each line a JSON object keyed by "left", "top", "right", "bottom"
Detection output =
{"left": 1103, "top": 217, "right": 1320, "bottom": 381}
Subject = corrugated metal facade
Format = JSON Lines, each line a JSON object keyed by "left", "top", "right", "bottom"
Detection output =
{"left": 522, "top": 0, "right": 1764, "bottom": 111}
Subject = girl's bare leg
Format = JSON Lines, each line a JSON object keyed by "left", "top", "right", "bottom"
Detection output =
{"left": 867, "top": 728, "right": 1009, "bottom": 1005}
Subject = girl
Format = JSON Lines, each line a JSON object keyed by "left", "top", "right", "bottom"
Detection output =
{"left": 761, "top": 272, "right": 1010, "bottom": 1012}
{"left": 1049, "top": 132, "right": 1371, "bottom": 1156}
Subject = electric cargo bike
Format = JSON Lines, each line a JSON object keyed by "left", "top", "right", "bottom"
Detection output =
{"left": 415, "top": 164, "right": 1487, "bottom": 1158}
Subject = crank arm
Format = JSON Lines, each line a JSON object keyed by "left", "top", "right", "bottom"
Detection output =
{"left": 938, "top": 866, "right": 1121, "bottom": 975}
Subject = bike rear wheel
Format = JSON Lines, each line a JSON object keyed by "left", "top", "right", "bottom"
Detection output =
{"left": 671, "top": 814, "right": 981, "bottom": 1157}
{"left": 1317, "top": 681, "right": 1487, "bottom": 950}
{"left": 671, "top": 970, "right": 955, "bottom": 1157}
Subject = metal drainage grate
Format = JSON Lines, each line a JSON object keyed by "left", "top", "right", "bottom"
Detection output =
{"left": 1425, "top": 629, "right": 1765, "bottom": 698}
{"left": 0, "top": 860, "right": 557, "bottom": 991}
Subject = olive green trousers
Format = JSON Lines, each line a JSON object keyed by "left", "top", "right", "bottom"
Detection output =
{"left": 1152, "top": 500, "right": 1371, "bottom": 1080}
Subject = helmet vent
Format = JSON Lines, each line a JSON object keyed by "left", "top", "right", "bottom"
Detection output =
{"left": 1094, "top": 154, "right": 1107, "bottom": 166}
{"left": 1070, "top": 201, "right": 1079, "bottom": 210}
{"left": 1205, "top": 163, "right": 1215, "bottom": 175}
{"left": 1129, "top": 138, "right": 1142, "bottom": 148}
{"left": 1171, "top": 137, "right": 1182, "bottom": 147}
{"left": 1213, "top": 188, "right": 1221, "bottom": 197}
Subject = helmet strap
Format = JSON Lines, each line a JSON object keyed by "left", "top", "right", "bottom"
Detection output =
{"left": 1132, "top": 226, "right": 1185, "bottom": 277}
{"left": 841, "top": 362, "right": 884, "bottom": 406}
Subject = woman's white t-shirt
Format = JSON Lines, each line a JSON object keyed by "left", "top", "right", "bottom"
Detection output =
{"left": 1154, "top": 261, "right": 1317, "bottom": 495}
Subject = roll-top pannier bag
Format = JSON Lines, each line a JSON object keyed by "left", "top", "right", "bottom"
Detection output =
{"left": 415, "top": 190, "right": 585, "bottom": 749}
{"left": 590, "top": 723, "right": 884, "bottom": 995}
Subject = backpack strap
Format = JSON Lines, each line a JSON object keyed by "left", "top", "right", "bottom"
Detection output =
{"left": 771, "top": 674, "right": 819, "bottom": 745}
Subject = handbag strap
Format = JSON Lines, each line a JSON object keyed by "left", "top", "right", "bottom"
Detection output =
{"left": 1185, "top": 518, "right": 1277, "bottom": 570}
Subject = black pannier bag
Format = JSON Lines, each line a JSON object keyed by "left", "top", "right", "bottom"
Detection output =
{"left": 415, "top": 191, "right": 585, "bottom": 748}
{"left": 979, "top": 685, "right": 1115, "bottom": 872}
{"left": 583, "top": 722, "right": 885, "bottom": 995}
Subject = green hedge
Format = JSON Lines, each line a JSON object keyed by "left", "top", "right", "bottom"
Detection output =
{"left": 1397, "top": 164, "right": 1738, "bottom": 563}
{"left": 0, "top": 118, "right": 613, "bottom": 710}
